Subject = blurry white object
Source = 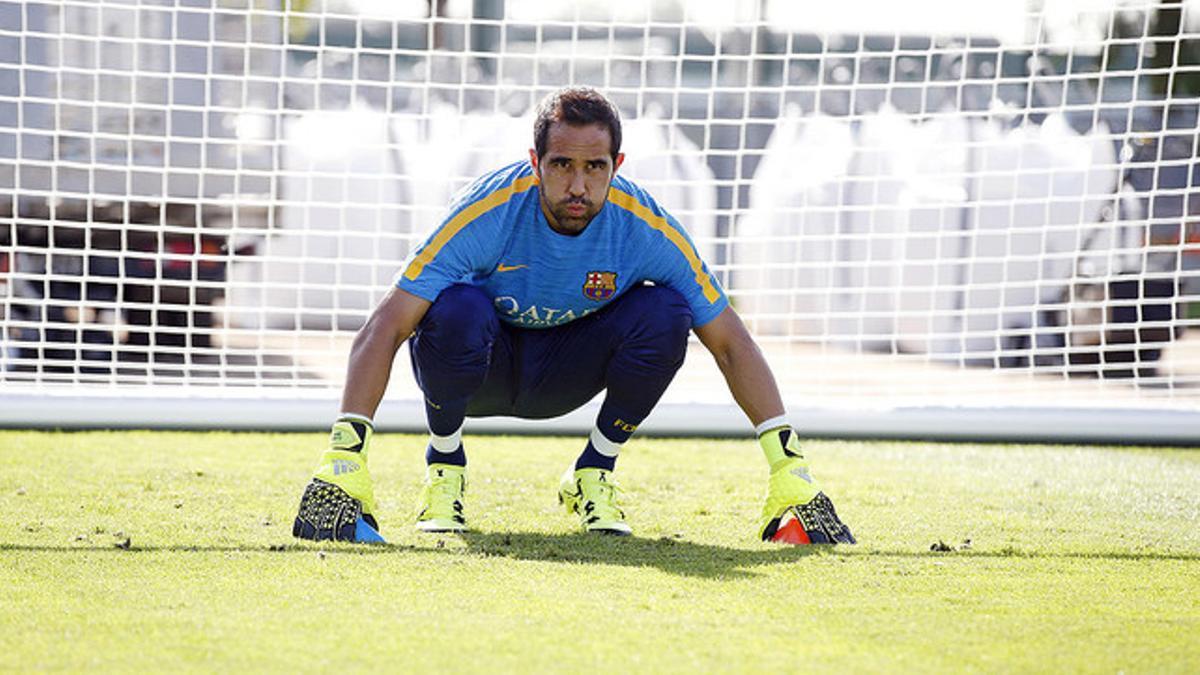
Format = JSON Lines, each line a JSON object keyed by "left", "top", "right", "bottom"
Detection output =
{"left": 619, "top": 115, "right": 719, "bottom": 263}
{"left": 733, "top": 112, "right": 855, "bottom": 335}
{"left": 736, "top": 108, "right": 1120, "bottom": 360}
{"left": 228, "top": 104, "right": 412, "bottom": 330}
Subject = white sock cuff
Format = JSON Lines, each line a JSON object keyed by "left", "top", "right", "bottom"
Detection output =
{"left": 754, "top": 415, "right": 790, "bottom": 437}
{"left": 338, "top": 412, "right": 374, "bottom": 427}
{"left": 589, "top": 427, "right": 623, "bottom": 458}
{"left": 429, "top": 426, "right": 463, "bottom": 453}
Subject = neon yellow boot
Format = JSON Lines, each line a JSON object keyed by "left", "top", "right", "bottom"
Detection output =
{"left": 558, "top": 467, "right": 632, "bottom": 535}
{"left": 415, "top": 463, "right": 468, "bottom": 533}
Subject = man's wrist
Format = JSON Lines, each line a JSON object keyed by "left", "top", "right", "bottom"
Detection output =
{"left": 754, "top": 414, "right": 789, "bottom": 437}
{"left": 337, "top": 412, "right": 374, "bottom": 428}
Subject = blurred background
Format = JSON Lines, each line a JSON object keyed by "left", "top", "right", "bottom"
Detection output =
{"left": 1, "top": 0, "right": 1198, "bottom": 439}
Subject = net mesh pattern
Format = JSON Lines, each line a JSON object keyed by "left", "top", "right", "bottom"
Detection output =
{"left": 1, "top": 0, "right": 1198, "bottom": 416}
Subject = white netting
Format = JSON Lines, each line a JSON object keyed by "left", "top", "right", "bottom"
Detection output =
{"left": 2, "top": 0, "right": 1198, "bottom": 434}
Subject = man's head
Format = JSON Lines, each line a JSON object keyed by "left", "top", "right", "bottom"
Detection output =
{"left": 529, "top": 87, "right": 625, "bottom": 235}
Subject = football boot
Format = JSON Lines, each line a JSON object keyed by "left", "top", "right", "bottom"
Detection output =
{"left": 558, "top": 467, "right": 632, "bottom": 536}
{"left": 415, "top": 463, "right": 468, "bottom": 533}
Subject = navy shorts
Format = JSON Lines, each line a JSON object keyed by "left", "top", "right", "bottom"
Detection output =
{"left": 409, "top": 283, "right": 693, "bottom": 420}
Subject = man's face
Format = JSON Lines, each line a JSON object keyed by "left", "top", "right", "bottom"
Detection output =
{"left": 529, "top": 122, "right": 624, "bottom": 235}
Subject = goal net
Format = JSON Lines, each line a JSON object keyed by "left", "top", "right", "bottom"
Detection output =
{"left": 2, "top": 0, "right": 1198, "bottom": 442}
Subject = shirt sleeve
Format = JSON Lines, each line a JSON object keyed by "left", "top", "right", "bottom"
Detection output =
{"left": 393, "top": 181, "right": 508, "bottom": 302}
{"left": 646, "top": 211, "right": 729, "bottom": 327}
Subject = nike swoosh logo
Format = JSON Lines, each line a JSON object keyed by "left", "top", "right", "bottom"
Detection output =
{"left": 496, "top": 263, "right": 528, "bottom": 272}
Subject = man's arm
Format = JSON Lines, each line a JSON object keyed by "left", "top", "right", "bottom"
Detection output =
{"left": 340, "top": 286, "right": 432, "bottom": 418}
{"left": 693, "top": 306, "right": 785, "bottom": 427}
{"left": 697, "top": 305, "right": 857, "bottom": 545}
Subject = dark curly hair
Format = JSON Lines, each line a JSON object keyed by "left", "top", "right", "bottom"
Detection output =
{"left": 533, "top": 87, "right": 622, "bottom": 162}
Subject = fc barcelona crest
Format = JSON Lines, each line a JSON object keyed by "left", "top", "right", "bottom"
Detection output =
{"left": 582, "top": 271, "right": 618, "bottom": 301}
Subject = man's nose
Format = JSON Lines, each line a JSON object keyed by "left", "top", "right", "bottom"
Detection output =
{"left": 568, "top": 170, "right": 586, "bottom": 195}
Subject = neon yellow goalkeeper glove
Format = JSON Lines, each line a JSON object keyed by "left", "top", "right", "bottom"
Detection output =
{"left": 292, "top": 417, "right": 385, "bottom": 543}
{"left": 757, "top": 425, "right": 855, "bottom": 545}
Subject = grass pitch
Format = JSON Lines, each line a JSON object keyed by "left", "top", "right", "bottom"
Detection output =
{"left": 1, "top": 430, "right": 1198, "bottom": 672}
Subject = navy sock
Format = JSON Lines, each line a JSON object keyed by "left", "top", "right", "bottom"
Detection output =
{"left": 426, "top": 443, "right": 467, "bottom": 467}
{"left": 426, "top": 398, "right": 470, "bottom": 437}
{"left": 574, "top": 440, "right": 617, "bottom": 471}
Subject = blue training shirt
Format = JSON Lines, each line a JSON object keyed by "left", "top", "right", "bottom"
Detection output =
{"left": 396, "top": 160, "right": 728, "bottom": 329}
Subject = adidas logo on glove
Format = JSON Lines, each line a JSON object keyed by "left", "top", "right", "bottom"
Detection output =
{"left": 332, "top": 459, "right": 359, "bottom": 476}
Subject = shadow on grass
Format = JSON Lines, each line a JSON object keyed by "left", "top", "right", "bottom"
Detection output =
{"left": 448, "top": 532, "right": 1200, "bottom": 577}
{"left": 5, "top": 536, "right": 1199, "bottom": 579}
{"left": 458, "top": 531, "right": 827, "bottom": 578}
{"left": 0, "top": 536, "right": 825, "bottom": 578}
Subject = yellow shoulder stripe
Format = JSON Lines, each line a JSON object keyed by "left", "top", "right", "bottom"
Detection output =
{"left": 608, "top": 187, "right": 721, "bottom": 303}
{"left": 403, "top": 174, "right": 540, "bottom": 281}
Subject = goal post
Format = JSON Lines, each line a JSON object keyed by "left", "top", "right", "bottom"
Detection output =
{"left": 2, "top": 0, "right": 1198, "bottom": 443}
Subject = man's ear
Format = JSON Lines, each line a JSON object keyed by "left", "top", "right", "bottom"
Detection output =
{"left": 613, "top": 152, "right": 625, "bottom": 174}
{"left": 528, "top": 148, "right": 539, "bottom": 171}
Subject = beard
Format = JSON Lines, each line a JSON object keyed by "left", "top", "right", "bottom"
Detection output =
{"left": 546, "top": 197, "right": 600, "bottom": 234}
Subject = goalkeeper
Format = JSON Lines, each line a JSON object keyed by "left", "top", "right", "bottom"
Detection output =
{"left": 292, "top": 87, "right": 854, "bottom": 546}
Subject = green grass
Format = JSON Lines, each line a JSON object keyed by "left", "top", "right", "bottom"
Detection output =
{"left": 1, "top": 430, "right": 1198, "bottom": 672}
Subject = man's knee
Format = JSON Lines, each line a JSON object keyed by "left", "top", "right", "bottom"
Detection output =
{"left": 611, "top": 285, "right": 692, "bottom": 360}
{"left": 418, "top": 284, "right": 498, "bottom": 352}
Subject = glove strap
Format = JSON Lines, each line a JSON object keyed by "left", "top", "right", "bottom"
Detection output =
{"left": 756, "top": 416, "right": 807, "bottom": 470}
{"left": 330, "top": 416, "right": 373, "bottom": 453}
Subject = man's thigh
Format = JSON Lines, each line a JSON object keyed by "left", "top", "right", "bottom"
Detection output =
{"left": 464, "top": 314, "right": 612, "bottom": 420}
{"left": 464, "top": 285, "right": 690, "bottom": 419}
